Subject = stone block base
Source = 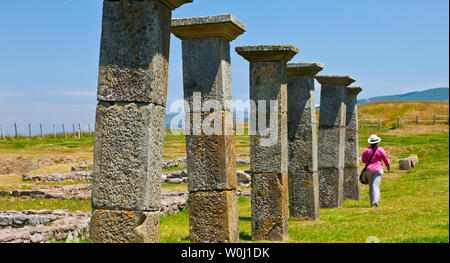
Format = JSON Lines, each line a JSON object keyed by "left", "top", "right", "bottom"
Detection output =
{"left": 251, "top": 173, "right": 289, "bottom": 241}
{"left": 189, "top": 190, "right": 239, "bottom": 243}
{"left": 89, "top": 210, "right": 159, "bottom": 243}
{"left": 288, "top": 172, "right": 319, "bottom": 221}
{"left": 319, "top": 167, "right": 344, "bottom": 208}
{"left": 343, "top": 167, "right": 361, "bottom": 201}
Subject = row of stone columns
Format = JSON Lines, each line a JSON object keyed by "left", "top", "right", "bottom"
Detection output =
{"left": 90, "top": 0, "right": 364, "bottom": 243}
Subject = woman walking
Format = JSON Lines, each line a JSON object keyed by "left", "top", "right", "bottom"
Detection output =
{"left": 362, "top": 135, "right": 391, "bottom": 207}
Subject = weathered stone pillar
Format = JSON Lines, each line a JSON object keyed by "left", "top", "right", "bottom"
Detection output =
{"left": 236, "top": 45, "right": 298, "bottom": 241}
{"left": 344, "top": 87, "right": 363, "bottom": 201}
{"left": 315, "top": 75, "right": 356, "bottom": 208}
{"left": 90, "top": 0, "right": 192, "bottom": 243}
{"left": 287, "top": 63, "right": 323, "bottom": 220}
{"left": 171, "top": 14, "right": 246, "bottom": 243}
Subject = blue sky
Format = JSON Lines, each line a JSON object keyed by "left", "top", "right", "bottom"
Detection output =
{"left": 0, "top": 0, "right": 448, "bottom": 134}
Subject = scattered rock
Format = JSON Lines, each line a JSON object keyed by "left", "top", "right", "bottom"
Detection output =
{"left": 399, "top": 159, "right": 412, "bottom": 170}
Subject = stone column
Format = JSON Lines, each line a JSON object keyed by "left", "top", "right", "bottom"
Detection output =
{"left": 90, "top": 0, "right": 192, "bottom": 244}
{"left": 315, "top": 75, "right": 356, "bottom": 208}
{"left": 287, "top": 63, "right": 323, "bottom": 221}
{"left": 171, "top": 14, "right": 246, "bottom": 243}
{"left": 236, "top": 45, "right": 299, "bottom": 241}
{"left": 344, "top": 87, "right": 363, "bottom": 201}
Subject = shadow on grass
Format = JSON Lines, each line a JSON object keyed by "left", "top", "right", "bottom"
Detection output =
{"left": 239, "top": 232, "right": 252, "bottom": 241}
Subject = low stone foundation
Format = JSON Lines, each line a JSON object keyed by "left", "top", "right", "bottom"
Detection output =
{"left": 0, "top": 210, "right": 90, "bottom": 243}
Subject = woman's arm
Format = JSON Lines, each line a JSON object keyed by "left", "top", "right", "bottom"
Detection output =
{"left": 381, "top": 148, "right": 391, "bottom": 171}
{"left": 361, "top": 148, "right": 368, "bottom": 163}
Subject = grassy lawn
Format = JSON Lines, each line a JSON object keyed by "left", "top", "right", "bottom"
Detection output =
{"left": 160, "top": 127, "right": 449, "bottom": 243}
{"left": 0, "top": 113, "right": 448, "bottom": 243}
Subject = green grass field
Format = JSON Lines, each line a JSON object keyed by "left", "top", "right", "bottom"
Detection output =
{"left": 0, "top": 102, "right": 448, "bottom": 243}
{"left": 159, "top": 128, "right": 449, "bottom": 243}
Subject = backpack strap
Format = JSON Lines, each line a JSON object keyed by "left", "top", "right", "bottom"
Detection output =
{"left": 363, "top": 147, "right": 379, "bottom": 171}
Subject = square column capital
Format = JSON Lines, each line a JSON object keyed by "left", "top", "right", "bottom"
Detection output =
{"left": 171, "top": 14, "right": 246, "bottom": 41}
{"left": 159, "top": 0, "right": 193, "bottom": 10}
{"left": 347, "top": 87, "right": 363, "bottom": 96}
{"left": 287, "top": 62, "right": 324, "bottom": 77}
{"left": 315, "top": 75, "right": 356, "bottom": 87}
{"left": 235, "top": 44, "right": 299, "bottom": 62}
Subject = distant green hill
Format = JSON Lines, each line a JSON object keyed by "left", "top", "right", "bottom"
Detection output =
{"left": 358, "top": 87, "right": 449, "bottom": 105}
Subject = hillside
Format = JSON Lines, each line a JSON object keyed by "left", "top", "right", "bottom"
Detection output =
{"left": 358, "top": 88, "right": 449, "bottom": 105}
{"left": 358, "top": 101, "right": 449, "bottom": 127}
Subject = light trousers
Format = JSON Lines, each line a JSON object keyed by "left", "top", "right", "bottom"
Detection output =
{"left": 366, "top": 170, "right": 383, "bottom": 205}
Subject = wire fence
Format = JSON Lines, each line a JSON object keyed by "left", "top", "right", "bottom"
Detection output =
{"left": 0, "top": 123, "right": 93, "bottom": 141}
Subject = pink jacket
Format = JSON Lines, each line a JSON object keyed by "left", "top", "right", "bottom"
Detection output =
{"left": 362, "top": 147, "right": 391, "bottom": 172}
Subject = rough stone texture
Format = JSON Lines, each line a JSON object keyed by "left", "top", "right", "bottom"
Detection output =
{"left": 177, "top": 23, "right": 242, "bottom": 243}
{"left": 250, "top": 113, "right": 288, "bottom": 174}
{"left": 250, "top": 62, "right": 288, "bottom": 114}
{"left": 251, "top": 173, "right": 289, "bottom": 241}
{"left": 189, "top": 191, "right": 239, "bottom": 243}
{"left": 0, "top": 210, "right": 90, "bottom": 243}
{"left": 97, "top": 0, "right": 174, "bottom": 106}
{"left": 287, "top": 62, "right": 324, "bottom": 77}
{"left": 181, "top": 37, "right": 233, "bottom": 112}
{"left": 92, "top": 0, "right": 191, "bottom": 244}
{"left": 171, "top": 14, "right": 246, "bottom": 41}
{"left": 159, "top": 0, "right": 193, "bottom": 10}
{"left": 344, "top": 87, "right": 362, "bottom": 201}
{"left": 399, "top": 159, "right": 412, "bottom": 170}
{"left": 408, "top": 155, "right": 419, "bottom": 168}
{"left": 287, "top": 63, "right": 322, "bottom": 220}
{"left": 89, "top": 210, "right": 159, "bottom": 243}
{"left": 71, "top": 161, "right": 94, "bottom": 172}
{"left": 316, "top": 75, "right": 355, "bottom": 208}
{"left": 318, "top": 167, "right": 344, "bottom": 208}
{"left": 288, "top": 172, "right": 319, "bottom": 220}
{"left": 236, "top": 46, "right": 295, "bottom": 241}
{"left": 92, "top": 102, "right": 165, "bottom": 212}
{"left": 0, "top": 184, "right": 91, "bottom": 200}
{"left": 186, "top": 134, "right": 237, "bottom": 192}
{"left": 235, "top": 45, "right": 299, "bottom": 62}
{"left": 22, "top": 172, "right": 92, "bottom": 183}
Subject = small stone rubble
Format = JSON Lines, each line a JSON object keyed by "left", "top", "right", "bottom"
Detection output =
{"left": 22, "top": 169, "right": 252, "bottom": 187}
{"left": 0, "top": 191, "right": 189, "bottom": 243}
{"left": 71, "top": 161, "right": 93, "bottom": 172}
{"left": 0, "top": 184, "right": 92, "bottom": 200}
{"left": 0, "top": 210, "right": 90, "bottom": 243}
{"left": 22, "top": 172, "right": 93, "bottom": 183}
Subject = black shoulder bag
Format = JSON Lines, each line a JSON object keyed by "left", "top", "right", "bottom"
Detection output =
{"left": 360, "top": 147, "right": 378, "bottom": 185}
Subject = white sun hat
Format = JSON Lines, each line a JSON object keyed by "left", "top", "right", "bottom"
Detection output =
{"left": 368, "top": 135, "right": 381, "bottom": 144}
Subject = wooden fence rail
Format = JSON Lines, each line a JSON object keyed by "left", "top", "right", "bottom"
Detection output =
{"left": 398, "top": 115, "right": 449, "bottom": 128}
{"left": 360, "top": 119, "right": 382, "bottom": 129}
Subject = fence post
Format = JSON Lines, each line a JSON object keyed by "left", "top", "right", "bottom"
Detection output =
{"left": 433, "top": 115, "right": 436, "bottom": 125}
{"left": 397, "top": 116, "right": 400, "bottom": 128}
{"left": 378, "top": 119, "right": 381, "bottom": 129}
{"left": 73, "top": 124, "right": 76, "bottom": 138}
{"left": 14, "top": 123, "right": 18, "bottom": 140}
{"left": 416, "top": 115, "right": 419, "bottom": 125}
{"left": 78, "top": 123, "right": 81, "bottom": 139}
{"left": 40, "top": 124, "right": 43, "bottom": 139}
{"left": 62, "top": 124, "right": 66, "bottom": 139}
{"left": 53, "top": 124, "right": 56, "bottom": 139}
{"left": 1, "top": 123, "right": 5, "bottom": 141}
{"left": 360, "top": 120, "right": 363, "bottom": 129}
{"left": 29, "top": 123, "right": 32, "bottom": 139}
